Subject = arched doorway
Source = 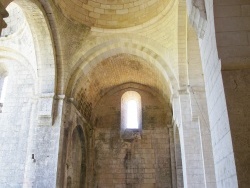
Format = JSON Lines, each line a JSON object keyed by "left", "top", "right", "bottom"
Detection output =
{"left": 67, "top": 125, "right": 86, "bottom": 188}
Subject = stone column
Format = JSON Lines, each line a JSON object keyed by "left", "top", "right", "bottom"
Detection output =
{"left": 174, "top": 124, "right": 184, "bottom": 188}
{"left": 23, "top": 98, "right": 38, "bottom": 187}
{"left": 178, "top": 90, "right": 206, "bottom": 188}
{"left": 188, "top": 86, "right": 217, "bottom": 188}
{"left": 30, "top": 95, "right": 65, "bottom": 187}
{"left": 168, "top": 124, "right": 177, "bottom": 188}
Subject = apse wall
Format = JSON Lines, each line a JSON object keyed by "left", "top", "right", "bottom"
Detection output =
{"left": 92, "top": 86, "right": 172, "bottom": 188}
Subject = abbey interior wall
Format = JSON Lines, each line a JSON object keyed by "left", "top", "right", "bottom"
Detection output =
{"left": 214, "top": 1, "right": 250, "bottom": 187}
{"left": 0, "top": 0, "right": 250, "bottom": 187}
{"left": 199, "top": 7, "right": 238, "bottom": 188}
{"left": 195, "top": 0, "right": 250, "bottom": 187}
{"left": 222, "top": 70, "right": 250, "bottom": 187}
{"left": 57, "top": 87, "right": 174, "bottom": 188}
{"left": 0, "top": 59, "right": 35, "bottom": 187}
{"left": 92, "top": 88, "right": 172, "bottom": 188}
{"left": 58, "top": 101, "right": 93, "bottom": 188}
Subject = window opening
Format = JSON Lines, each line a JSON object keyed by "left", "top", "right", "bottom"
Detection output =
{"left": 121, "top": 91, "right": 142, "bottom": 139}
{"left": 126, "top": 100, "right": 138, "bottom": 129}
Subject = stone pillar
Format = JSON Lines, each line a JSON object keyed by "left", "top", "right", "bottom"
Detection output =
{"left": 178, "top": 90, "right": 206, "bottom": 188}
{"left": 27, "top": 95, "right": 65, "bottom": 187}
{"left": 0, "top": 2, "right": 8, "bottom": 34}
{"left": 174, "top": 124, "right": 184, "bottom": 188}
{"left": 214, "top": 1, "right": 250, "bottom": 186}
{"left": 188, "top": 87, "right": 217, "bottom": 188}
{"left": 168, "top": 124, "right": 177, "bottom": 188}
{"left": 23, "top": 99, "right": 38, "bottom": 187}
{"left": 38, "top": 93, "right": 55, "bottom": 125}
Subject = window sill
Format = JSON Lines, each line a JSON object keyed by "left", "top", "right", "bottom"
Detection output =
{"left": 121, "top": 129, "right": 141, "bottom": 140}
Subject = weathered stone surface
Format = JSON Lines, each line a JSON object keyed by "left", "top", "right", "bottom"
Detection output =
{"left": 0, "top": 0, "right": 249, "bottom": 187}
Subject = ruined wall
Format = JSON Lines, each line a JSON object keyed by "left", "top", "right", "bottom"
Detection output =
{"left": 92, "top": 87, "right": 172, "bottom": 188}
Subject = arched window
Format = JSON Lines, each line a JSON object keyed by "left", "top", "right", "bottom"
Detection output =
{"left": 121, "top": 91, "right": 142, "bottom": 139}
{"left": 0, "top": 75, "right": 8, "bottom": 112}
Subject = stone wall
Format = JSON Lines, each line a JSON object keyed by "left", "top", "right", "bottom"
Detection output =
{"left": 92, "top": 87, "right": 172, "bottom": 188}
{"left": 222, "top": 69, "right": 250, "bottom": 187}
{"left": 195, "top": 0, "right": 237, "bottom": 187}
{"left": 2, "top": 0, "right": 250, "bottom": 187}
{"left": 0, "top": 1, "right": 58, "bottom": 187}
{"left": 58, "top": 101, "right": 94, "bottom": 188}
{"left": 214, "top": 1, "right": 250, "bottom": 187}
{"left": 0, "top": 59, "right": 35, "bottom": 187}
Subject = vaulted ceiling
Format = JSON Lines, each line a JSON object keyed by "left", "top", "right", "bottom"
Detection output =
{"left": 54, "top": 0, "right": 174, "bottom": 29}
{"left": 73, "top": 53, "right": 171, "bottom": 108}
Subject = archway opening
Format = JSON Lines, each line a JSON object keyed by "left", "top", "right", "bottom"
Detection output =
{"left": 64, "top": 52, "right": 175, "bottom": 187}
{"left": 67, "top": 125, "right": 86, "bottom": 188}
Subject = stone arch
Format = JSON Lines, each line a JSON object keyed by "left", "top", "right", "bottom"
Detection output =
{"left": 66, "top": 39, "right": 178, "bottom": 99}
{"left": 0, "top": 48, "right": 37, "bottom": 109}
{"left": 70, "top": 125, "right": 87, "bottom": 188}
{"left": 0, "top": 3, "right": 38, "bottom": 79}
{"left": 92, "top": 79, "right": 173, "bottom": 187}
{"left": 0, "top": 47, "right": 37, "bottom": 90}
{"left": 2, "top": 0, "right": 56, "bottom": 95}
{"left": 70, "top": 49, "right": 172, "bottom": 107}
{"left": 0, "top": 46, "right": 37, "bottom": 187}
{"left": 1, "top": 0, "right": 57, "bottom": 121}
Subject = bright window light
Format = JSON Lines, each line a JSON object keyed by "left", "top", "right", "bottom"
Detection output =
{"left": 121, "top": 91, "right": 142, "bottom": 131}
{"left": 126, "top": 100, "right": 138, "bottom": 129}
{"left": 0, "top": 76, "right": 8, "bottom": 103}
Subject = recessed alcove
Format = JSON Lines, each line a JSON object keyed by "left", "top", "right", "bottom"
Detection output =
{"left": 91, "top": 83, "right": 172, "bottom": 187}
